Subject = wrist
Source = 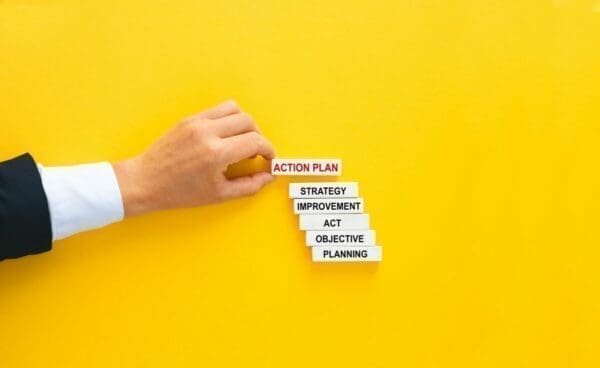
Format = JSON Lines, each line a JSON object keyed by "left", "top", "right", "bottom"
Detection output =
{"left": 113, "top": 157, "right": 154, "bottom": 217}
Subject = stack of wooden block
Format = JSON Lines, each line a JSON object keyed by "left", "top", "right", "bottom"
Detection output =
{"left": 272, "top": 158, "right": 382, "bottom": 263}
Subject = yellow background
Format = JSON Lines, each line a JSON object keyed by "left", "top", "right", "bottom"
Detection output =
{"left": 1, "top": 0, "right": 600, "bottom": 366}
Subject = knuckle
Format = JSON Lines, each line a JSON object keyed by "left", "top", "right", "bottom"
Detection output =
{"left": 253, "top": 133, "right": 266, "bottom": 150}
{"left": 240, "top": 113, "right": 256, "bottom": 128}
{"left": 187, "top": 122, "right": 207, "bottom": 141}
{"left": 180, "top": 114, "right": 198, "bottom": 125}
{"left": 240, "top": 112, "right": 254, "bottom": 122}
{"left": 205, "top": 140, "right": 221, "bottom": 157}
{"left": 248, "top": 131, "right": 261, "bottom": 143}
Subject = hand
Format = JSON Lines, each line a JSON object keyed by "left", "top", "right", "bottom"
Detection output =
{"left": 113, "top": 101, "right": 276, "bottom": 217}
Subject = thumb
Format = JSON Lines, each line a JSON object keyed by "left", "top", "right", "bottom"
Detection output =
{"left": 220, "top": 172, "right": 275, "bottom": 200}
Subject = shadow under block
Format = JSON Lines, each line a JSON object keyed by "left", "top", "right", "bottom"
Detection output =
{"left": 306, "top": 230, "right": 376, "bottom": 246}
{"left": 299, "top": 214, "right": 370, "bottom": 230}
{"left": 293, "top": 198, "right": 364, "bottom": 214}
{"left": 271, "top": 158, "right": 342, "bottom": 176}
{"left": 312, "top": 246, "right": 382, "bottom": 262}
{"left": 289, "top": 182, "right": 359, "bottom": 198}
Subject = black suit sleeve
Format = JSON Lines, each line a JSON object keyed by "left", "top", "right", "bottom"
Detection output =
{"left": 0, "top": 153, "right": 52, "bottom": 261}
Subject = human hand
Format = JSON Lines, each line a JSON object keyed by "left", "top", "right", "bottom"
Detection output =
{"left": 113, "top": 101, "right": 276, "bottom": 217}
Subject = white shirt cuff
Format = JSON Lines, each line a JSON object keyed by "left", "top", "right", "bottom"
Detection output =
{"left": 37, "top": 162, "right": 125, "bottom": 241}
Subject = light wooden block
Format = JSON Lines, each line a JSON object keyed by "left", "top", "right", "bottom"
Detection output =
{"left": 289, "top": 182, "right": 358, "bottom": 198}
{"left": 312, "top": 246, "right": 382, "bottom": 262}
{"left": 271, "top": 158, "right": 341, "bottom": 176}
{"left": 306, "top": 230, "right": 376, "bottom": 246}
{"left": 293, "top": 198, "right": 364, "bottom": 214}
{"left": 299, "top": 214, "right": 370, "bottom": 230}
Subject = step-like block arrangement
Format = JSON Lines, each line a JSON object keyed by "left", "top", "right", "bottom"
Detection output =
{"left": 274, "top": 158, "right": 382, "bottom": 263}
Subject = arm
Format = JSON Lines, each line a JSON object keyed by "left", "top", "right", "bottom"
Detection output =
{"left": 1, "top": 101, "right": 276, "bottom": 261}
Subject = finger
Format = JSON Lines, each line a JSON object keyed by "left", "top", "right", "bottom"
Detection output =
{"left": 220, "top": 172, "right": 275, "bottom": 200}
{"left": 211, "top": 112, "right": 260, "bottom": 138}
{"left": 221, "top": 131, "right": 276, "bottom": 163}
{"left": 195, "top": 100, "right": 241, "bottom": 120}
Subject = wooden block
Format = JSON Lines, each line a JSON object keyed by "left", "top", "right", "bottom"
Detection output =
{"left": 294, "top": 198, "right": 364, "bottom": 214}
{"left": 312, "top": 246, "right": 382, "bottom": 262}
{"left": 299, "top": 214, "right": 370, "bottom": 230}
{"left": 306, "top": 230, "right": 376, "bottom": 246}
{"left": 289, "top": 182, "right": 358, "bottom": 198}
{"left": 271, "top": 158, "right": 341, "bottom": 176}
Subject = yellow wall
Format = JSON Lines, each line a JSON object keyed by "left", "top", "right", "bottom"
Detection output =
{"left": 1, "top": 1, "right": 600, "bottom": 366}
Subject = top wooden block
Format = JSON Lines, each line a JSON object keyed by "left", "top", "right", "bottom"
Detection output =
{"left": 271, "top": 159, "right": 342, "bottom": 176}
{"left": 289, "top": 182, "right": 359, "bottom": 198}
